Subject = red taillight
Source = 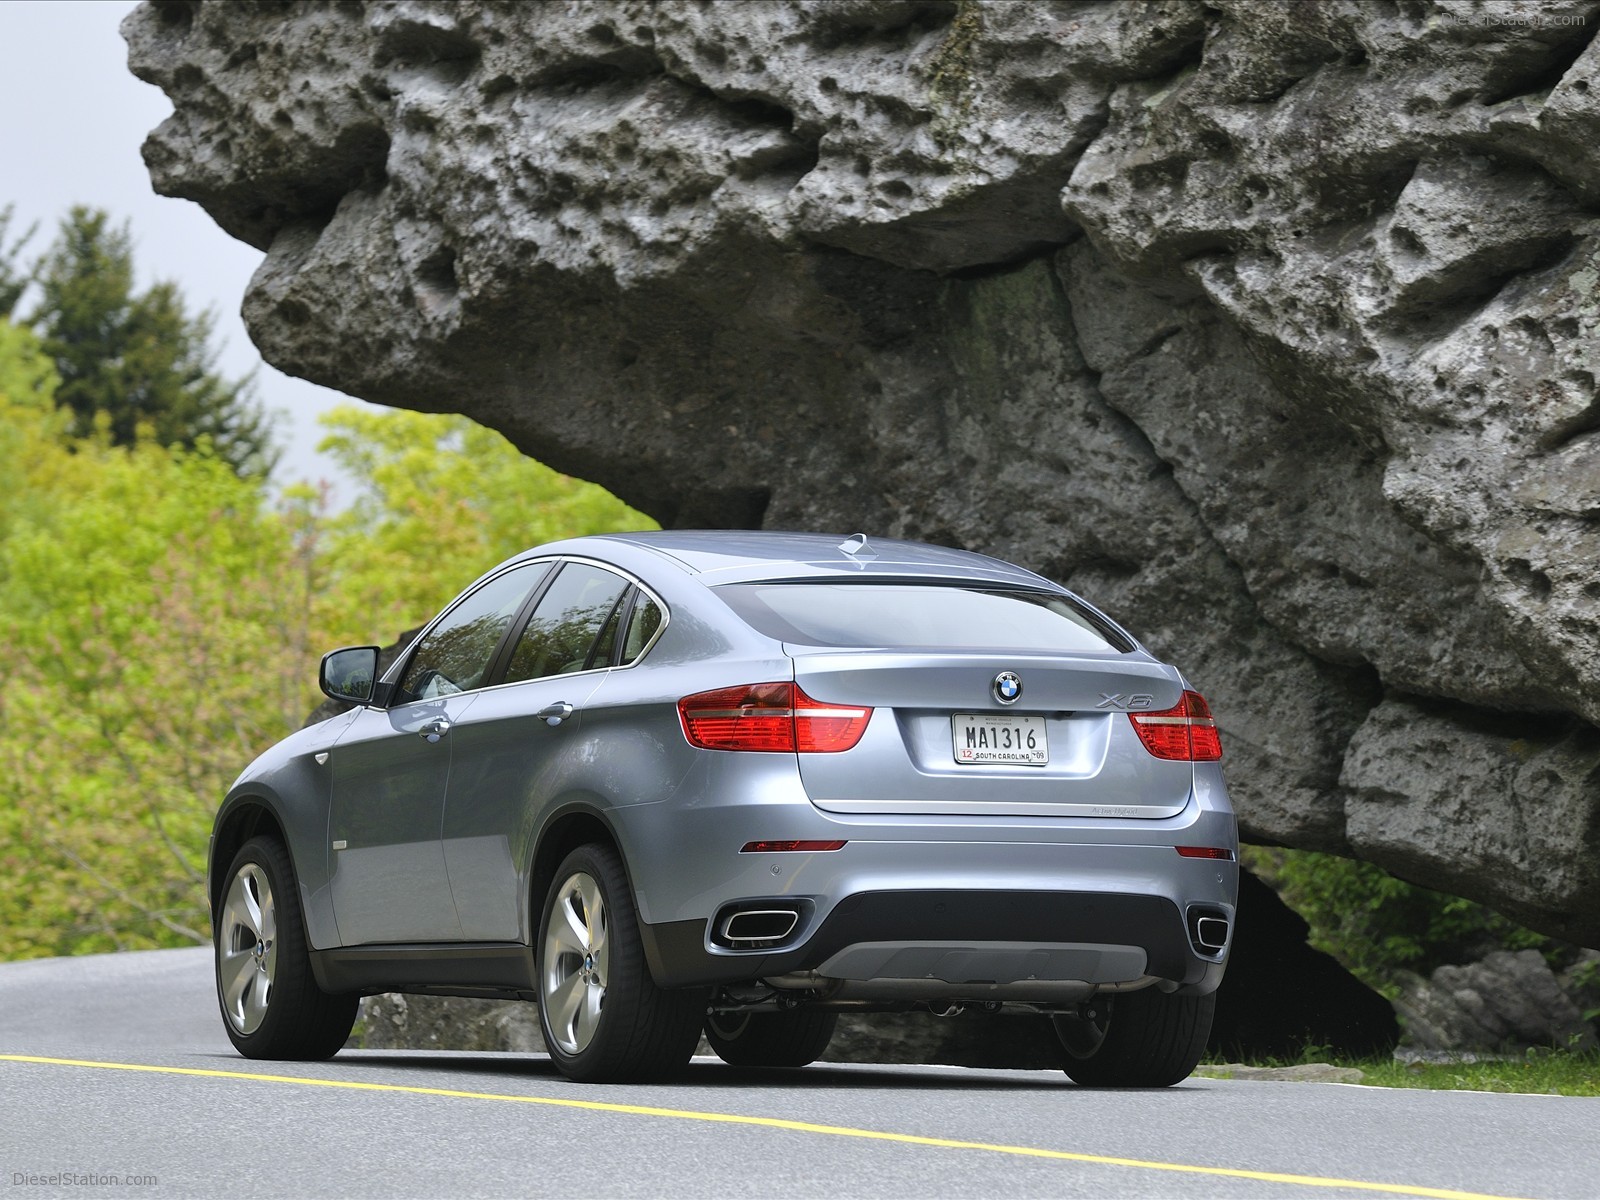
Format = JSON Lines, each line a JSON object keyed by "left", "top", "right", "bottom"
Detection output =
{"left": 1176, "top": 846, "right": 1235, "bottom": 860}
{"left": 678, "top": 682, "right": 872, "bottom": 753}
{"left": 740, "top": 840, "right": 848, "bottom": 853}
{"left": 1129, "top": 690, "right": 1223, "bottom": 761}
{"left": 677, "top": 682, "right": 794, "bottom": 751}
{"left": 794, "top": 687, "right": 874, "bottom": 752}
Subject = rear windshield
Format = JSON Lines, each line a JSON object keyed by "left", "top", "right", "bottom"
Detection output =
{"left": 717, "top": 583, "right": 1132, "bottom": 654}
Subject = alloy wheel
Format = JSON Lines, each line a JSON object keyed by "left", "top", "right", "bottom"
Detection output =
{"left": 218, "top": 862, "right": 277, "bottom": 1035}
{"left": 542, "top": 870, "right": 610, "bottom": 1054}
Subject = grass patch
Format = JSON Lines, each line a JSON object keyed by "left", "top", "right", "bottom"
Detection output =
{"left": 1360, "top": 1053, "right": 1600, "bottom": 1096}
{"left": 1200, "top": 1050, "right": 1600, "bottom": 1096}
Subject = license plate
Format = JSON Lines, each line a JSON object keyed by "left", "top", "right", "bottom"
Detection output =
{"left": 952, "top": 713, "right": 1048, "bottom": 765}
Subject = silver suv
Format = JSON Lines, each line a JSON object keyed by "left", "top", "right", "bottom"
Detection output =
{"left": 210, "top": 532, "right": 1236, "bottom": 1086}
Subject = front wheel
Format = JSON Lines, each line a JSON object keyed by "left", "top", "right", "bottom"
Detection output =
{"left": 705, "top": 1009, "right": 838, "bottom": 1068}
{"left": 215, "top": 836, "right": 358, "bottom": 1060}
{"left": 1054, "top": 987, "right": 1215, "bottom": 1087}
{"left": 537, "top": 843, "right": 706, "bottom": 1082}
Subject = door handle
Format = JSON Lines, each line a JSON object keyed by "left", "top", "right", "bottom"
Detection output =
{"left": 536, "top": 701, "right": 574, "bottom": 727}
{"left": 419, "top": 717, "right": 451, "bottom": 743}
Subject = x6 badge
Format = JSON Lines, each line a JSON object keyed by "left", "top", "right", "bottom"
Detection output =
{"left": 1097, "top": 692, "right": 1156, "bottom": 710}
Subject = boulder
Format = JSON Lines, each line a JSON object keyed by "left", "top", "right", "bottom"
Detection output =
{"left": 356, "top": 991, "right": 546, "bottom": 1054}
{"left": 125, "top": 0, "right": 1600, "bottom": 943}
{"left": 1394, "top": 948, "right": 1600, "bottom": 1053}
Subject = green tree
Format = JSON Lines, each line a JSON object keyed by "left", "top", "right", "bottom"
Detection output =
{"left": 0, "top": 205, "right": 34, "bottom": 318}
{"left": 0, "top": 384, "right": 654, "bottom": 959}
{"left": 0, "top": 319, "right": 63, "bottom": 545}
{"left": 0, "top": 318, "right": 57, "bottom": 413}
{"left": 314, "top": 404, "right": 655, "bottom": 639}
{"left": 0, "top": 350, "right": 300, "bottom": 954}
{"left": 28, "top": 206, "right": 275, "bottom": 477}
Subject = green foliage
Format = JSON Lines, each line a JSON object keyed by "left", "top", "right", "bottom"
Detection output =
{"left": 314, "top": 404, "right": 650, "bottom": 639}
{"left": 0, "top": 316, "right": 57, "bottom": 401}
{"left": 1243, "top": 845, "right": 1552, "bottom": 994}
{"left": 0, "top": 358, "right": 296, "bottom": 956}
{"left": 27, "top": 206, "right": 275, "bottom": 477}
{"left": 0, "top": 334, "right": 654, "bottom": 959}
{"left": 0, "top": 321, "right": 64, "bottom": 549}
{"left": 1202, "top": 1049, "right": 1600, "bottom": 1097}
{"left": 0, "top": 204, "right": 35, "bottom": 318}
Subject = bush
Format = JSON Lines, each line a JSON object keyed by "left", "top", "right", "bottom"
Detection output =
{"left": 0, "top": 320, "right": 653, "bottom": 959}
{"left": 1243, "top": 845, "right": 1555, "bottom": 995}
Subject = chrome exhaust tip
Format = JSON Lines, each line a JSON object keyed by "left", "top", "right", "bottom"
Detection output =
{"left": 1195, "top": 915, "right": 1229, "bottom": 952}
{"left": 719, "top": 909, "right": 800, "bottom": 944}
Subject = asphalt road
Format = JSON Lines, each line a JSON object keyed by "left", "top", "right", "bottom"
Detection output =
{"left": 0, "top": 949, "right": 1595, "bottom": 1199}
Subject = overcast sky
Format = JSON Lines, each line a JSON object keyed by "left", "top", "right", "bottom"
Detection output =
{"left": 0, "top": 0, "right": 378, "bottom": 498}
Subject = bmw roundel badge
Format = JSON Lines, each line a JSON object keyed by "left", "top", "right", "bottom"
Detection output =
{"left": 993, "top": 671, "right": 1022, "bottom": 705}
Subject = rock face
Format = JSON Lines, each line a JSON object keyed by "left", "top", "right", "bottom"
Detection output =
{"left": 126, "top": 0, "right": 1600, "bottom": 945}
{"left": 1395, "top": 948, "right": 1600, "bottom": 1053}
{"left": 356, "top": 991, "right": 548, "bottom": 1054}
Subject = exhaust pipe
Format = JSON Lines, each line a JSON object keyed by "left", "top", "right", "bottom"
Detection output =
{"left": 1195, "top": 916, "right": 1229, "bottom": 951}
{"left": 719, "top": 909, "right": 800, "bottom": 944}
{"left": 1185, "top": 905, "right": 1230, "bottom": 956}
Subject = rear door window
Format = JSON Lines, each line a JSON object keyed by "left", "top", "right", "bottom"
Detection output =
{"left": 717, "top": 583, "right": 1131, "bottom": 653}
{"left": 502, "top": 562, "right": 631, "bottom": 683}
{"left": 620, "top": 592, "right": 664, "bottom": 664}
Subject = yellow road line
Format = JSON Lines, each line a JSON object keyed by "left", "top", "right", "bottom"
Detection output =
{"left": 0, "top": 1053, "right": 1530, "bottom": 1200}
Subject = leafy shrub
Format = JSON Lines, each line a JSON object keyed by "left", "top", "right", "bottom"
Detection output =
{"left": 1243, "top": 845, "right": 1555, "bottom": 995}
{"left": 0, "top": 319, "right": 653, "bottom": 958}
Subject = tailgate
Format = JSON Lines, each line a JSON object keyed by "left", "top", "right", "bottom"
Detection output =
{"left": 790, "top": 650, "right": 1192, "bottom": 818}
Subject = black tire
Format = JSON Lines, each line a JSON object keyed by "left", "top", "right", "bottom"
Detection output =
{"left": 705, "top": 1009, "right": 839, "bottom": 1068}
{"left": 214, "top": 836, "right": 358, "bottom": 1060}
{"left": 537, "top": 843, "right": 707, "bottom": 1083}
{"left": 1054, "top": 987, "right": 1215, "bottom": 1088}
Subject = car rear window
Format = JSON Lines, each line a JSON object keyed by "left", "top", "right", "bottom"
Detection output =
{"left": 717, "top": 583, "right": 1132, "bottom": 653}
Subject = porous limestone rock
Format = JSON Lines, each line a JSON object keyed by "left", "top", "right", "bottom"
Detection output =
{"left": 127, "top": 0, "right": 1600, "bottom": 944}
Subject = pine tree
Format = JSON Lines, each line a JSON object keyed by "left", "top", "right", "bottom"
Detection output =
{"left": 0, "top": 205, "right": 34, "bottom": 318}
{"left": 28, "top": 207, "right": 276, "bottom": 477}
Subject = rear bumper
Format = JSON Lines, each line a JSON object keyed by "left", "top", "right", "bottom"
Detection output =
{"left": 617, "top": 752, "right": 1236, "bottom": 1000}
{"left": 640, "top": 888, "right": 1230, "bottom": 997}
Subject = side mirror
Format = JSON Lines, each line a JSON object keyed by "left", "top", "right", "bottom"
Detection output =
{"left": 319, "top": 646, "right": 380, "bottom": 705}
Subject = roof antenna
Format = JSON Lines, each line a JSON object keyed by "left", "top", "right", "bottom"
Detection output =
{"left": 838, "top": 533, "right": 871, "bottom": 556}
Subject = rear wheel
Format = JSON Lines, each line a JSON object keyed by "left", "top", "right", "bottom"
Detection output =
{"left": 538, "top": 843, "right": 707, "bottom": 1082}
{"left": 705, "top": 1008, "right": 838, "bottom": 1068}
{"left": 1054, "top": 987, "right": 1215, "bottom": 1088}
{"left": 215, "top": 836, "right": 358, "bottom": 1060}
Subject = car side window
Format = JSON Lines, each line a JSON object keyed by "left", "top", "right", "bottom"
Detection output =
{"left": 502, "top": 562, "right": 630, "bottom": 684}
{"left": 620, "top": 592, "right": 663, "bottom": 665}
{"left": 396, "top": 563, "right": 551, "bottom": 702}
{"left": 587, "top": 595, "right": 626, "bottom": 670}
